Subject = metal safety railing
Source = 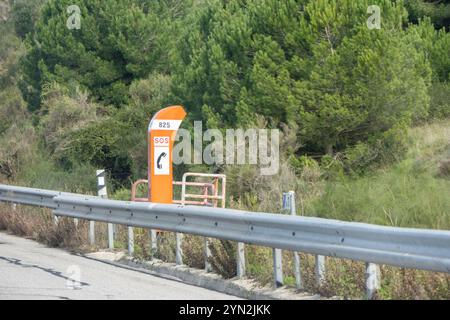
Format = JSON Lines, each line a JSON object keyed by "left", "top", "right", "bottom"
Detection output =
{"left": 1, "top": 182, "right": 450, "bottom": 299}
{"left": 130, "top": 173, "right": 227, "bottom": 268}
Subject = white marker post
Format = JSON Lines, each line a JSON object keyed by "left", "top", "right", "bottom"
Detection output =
{"left": 284, "top": 191, "right": 302, "bottom": 290}
{"left": 96, "top": 170, "right": 112, "bottom": 249}
{"left": 91, "top": 170, "right": 105, "bottom": 246}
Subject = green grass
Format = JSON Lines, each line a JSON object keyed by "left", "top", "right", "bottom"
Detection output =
{"left": 16, "top": 155, "right": 97, "bottom": 194}
{"left": 308, "top": 120, "right": 450, "bottom": 230}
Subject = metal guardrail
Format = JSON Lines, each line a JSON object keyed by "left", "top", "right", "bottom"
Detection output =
{"left": 0, "top": 185, "right": 96, "bottom": 209}
{"left": 1, "top": 184, "right": 449, "bottom": 275}
{"left": 0, "top": 182, "right": 449, "bottom": 300}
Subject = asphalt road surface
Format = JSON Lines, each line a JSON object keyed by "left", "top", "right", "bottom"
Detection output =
{"left": 0, "top": 232, "right": 240, "bottom": 300}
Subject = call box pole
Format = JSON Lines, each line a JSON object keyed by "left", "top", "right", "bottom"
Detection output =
{"left": 147, "top": 106, "right": 187, "bottom": 263}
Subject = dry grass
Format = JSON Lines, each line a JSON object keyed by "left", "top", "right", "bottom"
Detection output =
{"left": 0, "top": 203, "right": 90, "bottom": 251}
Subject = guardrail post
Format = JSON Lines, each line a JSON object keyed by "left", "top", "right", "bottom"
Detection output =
{"left": 128, "top": 226, "right": 134, "bottom": 255}
{"left": 89, "top": 220, "right": 95, "bottom": 245}
{"left": 366, "top": 263, "right": 381, "bottom": 299}
{"left": 107, "top": 222, "right": 114, "bottom": 249}
{"left": 273, "top": 248, "right": 283, "bottom": 287}
{"left": 150, "top": 229, "right": 158, "bottom": 258}
{"left": 284, "top": 191, "right": 303, "bottom": 290}
{"left": 205, "top": 238, "right": 212, "bottom": 272}
{"left": 237, "top": 242, "right": 245, "bottom": 278}
{"left": 315, "top": 255, "right": 326, "bottom": 286}
{"left": 176, "top": 233, "right": 183, "bottom": 265}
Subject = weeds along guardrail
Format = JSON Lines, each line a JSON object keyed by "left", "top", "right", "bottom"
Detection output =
{"left": 1, "top": 183, "right": 450, "bottom": 299}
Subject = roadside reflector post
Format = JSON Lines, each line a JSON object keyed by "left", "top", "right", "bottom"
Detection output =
{"left": 148, "top": 106, "right": 187, "bottom": 265}
{"left": 283, "top": 191, "right": 302, "bottom": 290}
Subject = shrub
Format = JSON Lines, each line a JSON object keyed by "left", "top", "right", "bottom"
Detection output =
{"left": 0, "top": 124, "right": 37, "bottom": 180}
{"left": 0, "top": 86, "right": 28, "bottom": 135}
{"left": 437, "top": 159, "right": 450, "bottom": 178}
{"left": 344, "top": 125, "right": 409, "bottom": 175}
{"left": 39, "top": 82, "right": 103, "bottom": 160}
{"left": 428, "top": 82, "right": 450, "bottom": 119}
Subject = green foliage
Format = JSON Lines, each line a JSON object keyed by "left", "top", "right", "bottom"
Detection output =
{"left": 344, "top": 125, "right": 410, "bottom": 175}
{"left": 10, "top": 0, "right": 46, "bottom": 39}
{"left": 38, "top": 82, "right": 102, "bottom": 161}
{"left": 296, "top": 0, "right": 430, "bottom": 155}
{"left": 0, "top": 23, "right": 24, "bottom": 88}
{"left": 17, "top": 155, "right": 97, "bottom": 193}
{"left": 20, "top": 0, "right": 189, "bottom": 110}
{"left": 311, "top": 162, "right": 450, "bottom": 229}
{"left": 0, "top": 123, "right": 37, "bottom": 179}
{"left": 0, "top": 86, "right": 28, "bottom": 135}
{"left": 428, "top": 82, "right": 450, "bottom": 119}
{"left": 432, "top": 30, "right": 450, "bottom": 81}
{"left": 307, "top": 121, "right": 450, "bottom": 231}
{"left": 289, "top": 155, "right": 319, "bottom": 175}
{"left": 111, "top": 188, "right": 132, "bottom": 201}
{"left": 408, "top": 18, "right": 450, "bottom": 82}
{"left": 174, "top": 0, "right": 432, "bottom": 160}
{"left": 60, "top": 118, "right": 134, "bottom": 188}
{"left": 405, "top": 0, "right": 450, "bottom": 29}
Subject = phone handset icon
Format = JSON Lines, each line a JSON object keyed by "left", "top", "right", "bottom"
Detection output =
{"left": 157, "top": 152, "right": 167, "bottom": 169}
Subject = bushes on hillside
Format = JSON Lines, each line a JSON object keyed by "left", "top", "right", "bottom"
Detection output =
{"left": 173, "top": 0, "right": 431, "bottom": 160}
{"left": 2, "top": 0, "right": 450, "bottom": 186}
{"left": 428, "top": 82, "right": 450, "bottom": 119}
{"left": 19, "top": 0, "right": 191, "bottom": 110}
{"left": 0, "top": 124, "right": 37, "bottom": 180}
{"left": 39, "top": 82, "right": 103, "bottom": 161}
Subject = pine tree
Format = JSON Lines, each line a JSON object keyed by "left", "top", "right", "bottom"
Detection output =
{"left": 173, "top": 0, "right": 432, "bottom": 156}
{"left": 19, "top": 0, "right": 190, "bottom": 110}
{"left": 406, "top": 0, "right": 450, "bottom": 29}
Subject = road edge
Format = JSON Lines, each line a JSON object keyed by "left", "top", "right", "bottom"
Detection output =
{"left": 85, "top": 251, "right": 325, "bottom": 300}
